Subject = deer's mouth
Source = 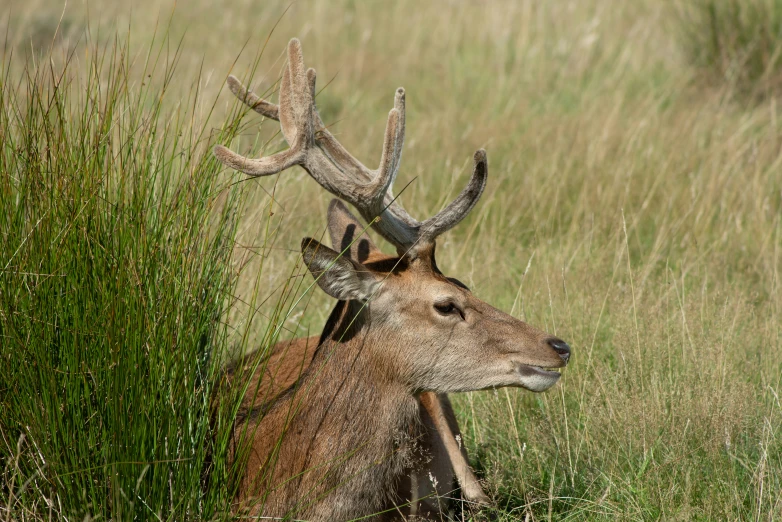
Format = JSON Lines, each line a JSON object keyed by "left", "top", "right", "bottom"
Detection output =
{"left": 516, "top": 365, "right": 561, "bottom": 392}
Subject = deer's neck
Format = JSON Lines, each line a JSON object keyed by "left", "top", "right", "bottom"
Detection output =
{"left": 247, "top": 301, "right": 422, "bottom": 519}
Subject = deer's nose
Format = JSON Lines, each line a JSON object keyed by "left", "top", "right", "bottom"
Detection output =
{"left": 548, "top": 338, "right": 571, "bottom": 364}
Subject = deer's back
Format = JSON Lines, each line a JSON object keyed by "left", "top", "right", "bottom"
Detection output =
{"left": 226, "top": 336, "right": 320, "bottom": 414}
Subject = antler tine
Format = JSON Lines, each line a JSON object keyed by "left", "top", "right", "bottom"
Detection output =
{"left": 277, "top": 42, "right": 305, "bottom": 146}
{"left": 419, "top": 149, "right": 488, "bottom": 242}
{"left": 360, "top": 106, "right": 401, "bottom": 203}
{"left": 226, "top": 75, "right": 279, "bottom": 120}
{"left": 212, "top": 145, "right": 304, "bottom": 177}
{"left": 286, "top": 39, "right": 314, "bottom": 139}
{"left": 223, "top": 65, "right": 317, "bottom": 124}
{"left": 389, "top": 88, "right": 406, "bottom": 191}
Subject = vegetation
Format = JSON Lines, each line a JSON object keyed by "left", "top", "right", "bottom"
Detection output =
{"left": 1, "top": 0, "right": 781, "bottom": 520}
{"left": 0, "top": 29, "right": 257, "bottom": 520}
{"left": 675, "top": 0, "right": 782, "bottom": 100}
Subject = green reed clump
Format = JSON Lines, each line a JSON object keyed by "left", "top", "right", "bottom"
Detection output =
{"left": 0, "top": 35, "right": 250, "bottom": 520}
{"left": 675, "top": 0, "right": 782, "bottom": 99}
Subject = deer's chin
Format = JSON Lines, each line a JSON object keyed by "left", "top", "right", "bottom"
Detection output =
{"left": 516, "top": 365, "right": 561, "bottom": 392}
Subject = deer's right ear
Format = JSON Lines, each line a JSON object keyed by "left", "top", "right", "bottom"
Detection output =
{"left": 327, "top": 199, "right": 380, "bottom": 263}
{"left": 301, "top": 237, "right": 380, "bottom": 302}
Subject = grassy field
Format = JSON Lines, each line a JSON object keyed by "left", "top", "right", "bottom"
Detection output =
{"left": 2, "top": 0, "right": 781, "bottom": 520}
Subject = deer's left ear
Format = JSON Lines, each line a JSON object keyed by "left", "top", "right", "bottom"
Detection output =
{"left": 301, "top": 237, "right": 380, "bottom": 302}
{"left": 327, "top": 199, "right": 380, "bottom": 263}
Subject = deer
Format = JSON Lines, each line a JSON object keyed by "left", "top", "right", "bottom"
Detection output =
{"left": 215, "top": 38, "right": 571, "bottom": 520}
{"left": 220, "top": 42, "right": 492, "bottom": 511}
{"left": 225, "top": 199, "right": 492, "bottom": 513}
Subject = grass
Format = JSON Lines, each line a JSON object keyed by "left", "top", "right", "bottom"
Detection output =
{"left": 674, "top": 0, "right": 782, "bottom": 101}
{"left": 0, "top": 27, "right": 260, "bottom": 520}
{"left": 1, "top": 0, "right": 782, "bottom": 520}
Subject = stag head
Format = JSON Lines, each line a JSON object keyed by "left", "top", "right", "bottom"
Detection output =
{"left": 301, "top": 202, "right": 569, "bottom": 393}
{"left": 215, "top": 38, "right": 570, "bottom": 394}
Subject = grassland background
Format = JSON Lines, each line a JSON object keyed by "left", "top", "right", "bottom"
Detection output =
{"left": 2, "top": 0, "right": 781, "bottom": 520}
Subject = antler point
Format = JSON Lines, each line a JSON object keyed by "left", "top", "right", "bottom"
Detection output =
{"left": 288, "top": 38, "right": 303, "bottom": 57}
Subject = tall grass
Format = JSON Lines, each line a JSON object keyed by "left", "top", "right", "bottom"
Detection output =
{"left": 0, "top": 30, "right": 253, "bottom": 519}
{"left": 675, "top": 0, "right": 782, "bottom": 99}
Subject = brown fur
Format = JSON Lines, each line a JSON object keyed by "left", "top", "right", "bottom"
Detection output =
{"left": 226, "top": 336, "right": 486, "bottom": 516}
{"left": 227, "top": 336, "right": 320, "bottom": 417}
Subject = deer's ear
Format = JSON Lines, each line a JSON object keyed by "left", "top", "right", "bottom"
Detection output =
{"left": 327, "top": 199, "right": 380, "bottom": 263}
{"left": 301, "top": 237, "right": 380, "bottom": 302}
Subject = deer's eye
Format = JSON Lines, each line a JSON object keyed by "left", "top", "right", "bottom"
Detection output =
{"left": 434, "top": 302, "right": 464, "bottom": 319}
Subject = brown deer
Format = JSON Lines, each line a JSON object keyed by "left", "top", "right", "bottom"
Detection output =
{"left": 226, "top": 199, "right": 491, "bottom": 512}
{"left": 215, "top": 38, "right": 571, "bottom": 520}
{"left": 220, "top": 39, "right": 492, "bottom": 510}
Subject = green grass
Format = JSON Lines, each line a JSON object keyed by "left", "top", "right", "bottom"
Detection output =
{"left": 2, "top": 0, "right": 782, "bottom": 520}
{"left": 0, "top": 29, "right": 261, "bottom": 520}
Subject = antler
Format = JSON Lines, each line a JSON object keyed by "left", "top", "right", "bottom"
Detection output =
{"left": 214, "top": 38, "right": 488, "bottom": 254}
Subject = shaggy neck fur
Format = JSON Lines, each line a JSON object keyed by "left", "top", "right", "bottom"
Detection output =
{"left": 237, "top": 300, "right": 423, "bottom": 521}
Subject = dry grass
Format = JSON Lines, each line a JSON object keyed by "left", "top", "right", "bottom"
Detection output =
{"left": 3, "top": 0, "right": 781, "bottom": 519}
{"left": 674, "top": 0, "right": 782, "bottom": 100}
